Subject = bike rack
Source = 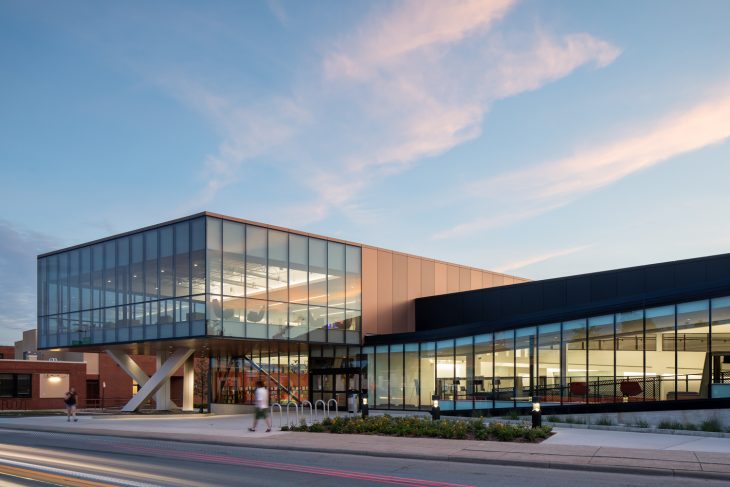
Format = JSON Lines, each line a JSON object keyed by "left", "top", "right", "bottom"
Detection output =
{"left": 271, "top": 403, "right": 284, "bottom": 428}
{"left": 314, "top": 399, "right": 326, "bottom": 421}
{"left": 300, "top": 400, "right": 313, "bottom": 424}
{"left": 327, "top": 398, "right": 338, "bottom": 418}
{"left": 285, "top": 401, "right": 299, "bottom": 427}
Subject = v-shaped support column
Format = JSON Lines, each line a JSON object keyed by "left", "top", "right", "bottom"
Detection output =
{"left": 105, "top": 349, "right": 150, "bottom": 387}
{"left": 120, "top": 348, "right": 195, "bottom": 412}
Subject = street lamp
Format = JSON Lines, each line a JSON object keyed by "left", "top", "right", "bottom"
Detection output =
{"left": 361, "top": 396, "right": 369, "bottom": 418}
{"left": 431, "top": 394, "right": 440, "bottom": 420}
{"left": 531, "top": 398, "right": 541, "bottom": 428}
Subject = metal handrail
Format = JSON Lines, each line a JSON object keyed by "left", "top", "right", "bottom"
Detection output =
{"left": 242, "top": 355, "right": 300, "bottom": 403}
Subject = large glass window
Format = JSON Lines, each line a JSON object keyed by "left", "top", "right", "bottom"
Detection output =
{"left": 474, "top": 334, "right": 494, "bottom": 409}
{"left": 174, "top": 222, "right": 190, "bottom": 297}
{"left": 289, "top": 235, "right": 308, "bottom": 305}
{"left": 676, "top": 300, "right": 709, "bottom": 399}
{"left": 563, "top": 319, "right": 587, "bottom": 404}
{"left": 436, "top": 339, "right": 455, "bottom": 410}
{"left": 419, "top": 342, "right": 435, "bottom": 410}
{"left": 645, "top": 306, "right": 675, "bottom": 401}
{"left": 345, "top": 246, "right": 361, "bottom": 310}
{"left": 327, "top": 242, "right": 345, "bottom": 309}
{"left": 537, "top": 324, "right": 560, "bottom": 405}
{"left": 515, "top": 327, "right": 535, "bottom": 406}
{"left": 616, "top": 310, "right": 644, "bottom": 402}
{"left": 455, "top": 337, "right": 473, "bottom": 410}
{"left": 309, "top": 239, "right": 327, "bottom": 307}
{"left": 159, "top": 227, "right": 173, "bottom": 299}
{"left": 246, "top": 226, "right": 267, "bottom": 301}
{"left": 143, "top": 231, "right": 157, "bottom": 302}
{"left": 191, "top": 218, "right": 206, "bottom": 295}
{"left": 493, "top": 330, "right": 514, "bottom": 408}
{"left": 404, "top": 343, "right": 419, "bottom": 409}
{"left": 375, "top": 345, "right": 388, "bottom": 407}
{"left": 711, "top": 297, "right": 730, "bottom": 397}
{"left": 588, "top": 315, "right": 614, "bottom": 403}
{"left": 389, "top": 344, "right": 404, "bottom": 408}
{"left": 222, "top": 221, "right": 245, "bottom": 297}
{"left": 268, "top": 230, "right": 288, "bottom": 303}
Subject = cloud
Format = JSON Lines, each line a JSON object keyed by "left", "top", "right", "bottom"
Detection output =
{"left": 324, "top": 0, "right": 516, "bottom": 80}
{"left": 153, "top": 1, "right": 619, "bottom": 223}
{"left": 432, "top": 90, "right": 730, "bottom": 239}
{"left": 0, "top": 221, "right": 58, "bottom": 345}
{"left": 494, "top": 244, "right": 591, "bottom": 273}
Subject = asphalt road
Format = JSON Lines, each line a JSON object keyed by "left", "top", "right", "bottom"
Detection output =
{"left": 0, "top": 429, "right": 726, "bottom": 487}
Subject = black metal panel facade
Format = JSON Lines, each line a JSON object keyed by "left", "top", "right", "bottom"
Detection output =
{"left": 413, "top": 253, "right": 730, "bottom": 338}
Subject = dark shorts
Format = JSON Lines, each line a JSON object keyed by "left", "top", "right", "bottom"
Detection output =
{"left": 65, "top": 403, "right": 76, "bottom": 410}
{"left": 255, "top": 407, "right": 268, "bottom": 420}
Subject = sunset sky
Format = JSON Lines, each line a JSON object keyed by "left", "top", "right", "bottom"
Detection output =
{"left": 2, "top": 0, "right": 730, "bottom": 343}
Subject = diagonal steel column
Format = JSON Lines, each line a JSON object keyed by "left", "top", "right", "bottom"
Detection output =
{"left": 105, "top": 349, "right": 150, "bottom": 387}
{"left": 242, "top": 355, "right": 300, "bottom": 403}
{"left": 121, "top": 348, "right": 195, "bottom": 412}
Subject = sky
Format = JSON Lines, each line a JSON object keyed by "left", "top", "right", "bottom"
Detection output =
{"left": 1, "top": 0, "right": 730, "bottom": 344}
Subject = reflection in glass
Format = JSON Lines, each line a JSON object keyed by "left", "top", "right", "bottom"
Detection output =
{"left": 246, "top": 225, "right": 267, "bottom": 301}
{"left": 645, "top": 306, "right": 675, "bottom": 401}
{"left": 588, "top": 315, "right": 614, "bottom": 403}
{"left": 390, "top": 344, "right": 404, "bottom": 408}
{"left": 563, "top": 319, "right": 587, "bottom": 404}
{"left": 677, "top": 300, "right": 709, "bottom": 399}
{"left": 222, "top": 221, "right": 245, "bottom": 297}
{"left": 268, "top": 230, "right": 288, "bottom": 302}
{"left": 289, "top": 235, "right": 308, "bottom": 304}
{"left": 616, "top": 310, "right": 644, "bottom": 402}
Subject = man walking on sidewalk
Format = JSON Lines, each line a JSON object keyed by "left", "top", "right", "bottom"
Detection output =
{"left": 249, "top": 380, "right": 271, "bottom": 433}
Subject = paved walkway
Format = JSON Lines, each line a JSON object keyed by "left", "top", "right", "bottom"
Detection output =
{"left": 1, "top": 414, "right": 730, "bottom": 480}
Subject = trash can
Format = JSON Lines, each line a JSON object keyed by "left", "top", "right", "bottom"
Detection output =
{"left": 347, "top": 390, "right": 359, "bottom": 414}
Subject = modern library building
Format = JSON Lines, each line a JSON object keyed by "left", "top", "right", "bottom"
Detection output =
{"left": 36, "top": 212, "right": 730, "bottom": 414}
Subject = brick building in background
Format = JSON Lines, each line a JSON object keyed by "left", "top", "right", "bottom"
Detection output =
{"left": 1, "top": 330, "right": 191, "bottom": 410}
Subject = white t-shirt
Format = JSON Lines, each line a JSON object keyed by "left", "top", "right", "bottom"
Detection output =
{"left": 255, "top": 387, "right": 269, "bottom": 409}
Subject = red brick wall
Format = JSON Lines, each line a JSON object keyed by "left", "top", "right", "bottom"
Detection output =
{"left": 0, "top": 346, "right": 14, "bottom": 360}
{"left": 0, "top": 360, "right": 86, "bottom": 410}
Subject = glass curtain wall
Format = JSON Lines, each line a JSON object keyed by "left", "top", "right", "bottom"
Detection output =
{"left": 474, "top": 334, "right": 494, "bottom": 409}
{"left": 711, "top": 297, "right": 730, "bottom": 398}
{"left": 588, "top": 315, "right": 614, "bottom": 403}
{"left": 645, "top": 306, "right": 676, "bottom": 401}
{"left": 363, "top": 295, "right": 730, "bottom": 412}
{"left": 39, "top": 217, "right": 206, "bottom": 348}
{"left": 676, "top": 301, "right": 709, "bottom": 399}
{"left": 38, "top": 216, "right": 361, "bottom": 348}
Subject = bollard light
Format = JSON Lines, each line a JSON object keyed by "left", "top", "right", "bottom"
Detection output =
{"left": 531, "top": 398, "right": 542, "bottom": 428}
{"left": 361, "top": 396, "right": 369, "bottom": 418}
{"left": 431, "top": 394, "right": 440, "bottom": 420}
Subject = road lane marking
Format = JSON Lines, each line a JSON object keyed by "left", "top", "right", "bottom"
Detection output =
{"left": 0, "top": 458, "right": 164, "bottom": 487}
{"left": 111, "top": 443, "right": 475, "bottom": 487}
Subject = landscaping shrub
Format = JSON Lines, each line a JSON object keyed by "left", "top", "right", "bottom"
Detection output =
{"left": 504, "top": 409, "right": 521, "bottom": 420}
{"left": 700, "top": 418, "right": 724, "bottom": 432}
{"left": 547, "top": 415, "right": 561, "bottom": 423}
{"left": 285, "top": 415, "right": 552, "bottom": 442}
{"left": 632, "top": 420, "right": 649, "bottom": 428}
{"left": 594, "top": 416, "right": 613, "bottom": 426}
{"left": 657, "top": 420, "right": 684, "bottom": 430}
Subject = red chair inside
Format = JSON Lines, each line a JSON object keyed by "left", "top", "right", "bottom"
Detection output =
{"left": 569, "top": 382, "right": 588, "bottom": 396}
{"left": 620, "top": 380, "right": 642, "bottom": 397}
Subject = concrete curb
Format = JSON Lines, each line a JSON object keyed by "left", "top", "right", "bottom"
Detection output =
{"left": 497, "top": 418, "right": 730, "bottom": 438}
{"left": 2, "top": 423, "right": 730, "bottom": 481}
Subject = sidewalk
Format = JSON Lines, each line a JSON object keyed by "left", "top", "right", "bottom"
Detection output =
{"left": 1, "top": 414, "right": 730, "bottom": 480}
